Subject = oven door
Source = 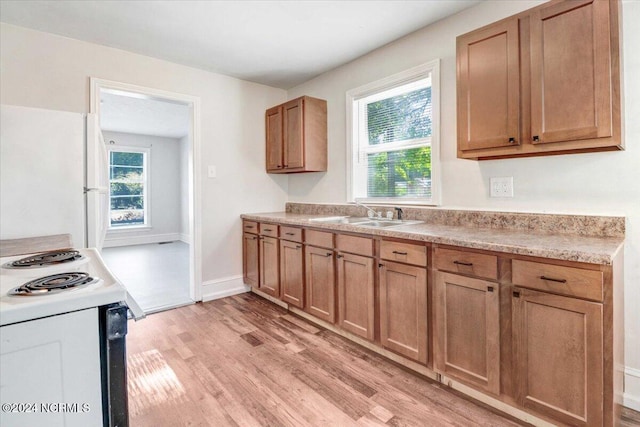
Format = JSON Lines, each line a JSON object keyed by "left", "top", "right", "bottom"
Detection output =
{"left": 0, "top": 308, "right": 104, "bottom": 427}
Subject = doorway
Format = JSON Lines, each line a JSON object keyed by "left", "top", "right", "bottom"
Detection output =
{"left": 89, "top": 78, "right": 202, "bottom": 313}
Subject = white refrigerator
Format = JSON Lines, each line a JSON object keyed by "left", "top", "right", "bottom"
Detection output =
{"left": 0, "top": 104, "right": 108, "bottom": 249}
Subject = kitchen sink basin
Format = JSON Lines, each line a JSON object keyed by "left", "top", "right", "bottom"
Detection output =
{"left": 355, "top": 219, "right": 423, "bottom": 228}
{"left": 309, "top": 216, "right": 422, "bottom": 228}
{"left": 308, "top": 216, "right": 370, "bottom": 225}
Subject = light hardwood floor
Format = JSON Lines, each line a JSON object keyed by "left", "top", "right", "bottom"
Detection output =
{"left": 126, "top": 293, "right": 640, "bottom": 427}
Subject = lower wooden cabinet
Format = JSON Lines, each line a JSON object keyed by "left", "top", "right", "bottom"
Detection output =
{"left": 512, "top": 287, "right": 604, "bottom": 426}
{"left": 259, "top": 236, "right": 280, "bottom": 298}
{"left": 379, "top": 261, "right": 427, "bottom": 363}
{"left": 337, "top": 252, "right": 375, "bottom": 340}
{"left": 242, "top": 232, "right": 259, "bottom": 288}
{"left": 280, "top": 239, "right": 304, "bottom": 308}
{"left": 434, "top": 272, "right": 500, "bottom": 395}
{"left": 305, "top": 245, "right": 336, "bottom": 323}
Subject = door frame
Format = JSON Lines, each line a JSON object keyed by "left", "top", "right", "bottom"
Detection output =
{"left": 89, "top": 78, "right": 202, "bottom": 302}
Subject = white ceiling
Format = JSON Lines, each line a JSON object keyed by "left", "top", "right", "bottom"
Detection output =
{"left": 99, "top": 91, "right": 190, "bottom": 139}
{"left": 0, "top": 0, "right": 481, "bottom": 89}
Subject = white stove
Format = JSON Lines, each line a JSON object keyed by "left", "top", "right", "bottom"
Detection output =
{"left": 0, "top": 247, "right": 143, "bottom": 427}
{"left": 0, "top": 248, "right": 131, "bottom": 326}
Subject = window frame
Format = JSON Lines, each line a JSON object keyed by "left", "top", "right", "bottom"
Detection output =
{"left": 346, "top": 60, "right": 441, "bottom": 206}
{"left": 107, "top": 145, "right": 151, "bottom": 230}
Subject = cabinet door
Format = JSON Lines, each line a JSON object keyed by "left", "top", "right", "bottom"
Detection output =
{"left": 283, "top": 98, "right": 304, "bottom": 169}
{"left": 259, "top": 236, "right": 280, "bottom": 298}
{"left": 379, "top": 261, "right": 427, "bottom": 363}
{"left": 457, "top": 18, "right": 520, "bottom": 151}
{"left": 242, "top": 232, "right": 259, "bottom": 288}
{"left": 434, "top": 272, "right": 500, "bottom": 395}
{"left": 530, "top": 0, "right": 612, "bottom": 144}
{"left": 266, "top": 105, "right": 283, "bottom": 171}
{"left": 512, "top": 287, "right": 603, "bottom": 426}
{"left": 280, "top": 239, "right": 304, "bottom": 308}
{"left": 337, "top": 253, "right": 375, "bottom": 340}
{"left": 305, "top": 245, "right": 335, "bottom": 323}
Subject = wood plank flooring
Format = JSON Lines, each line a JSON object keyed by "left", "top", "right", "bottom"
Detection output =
{"left": 126, "top": 293, "right": 640, "bottom": 426}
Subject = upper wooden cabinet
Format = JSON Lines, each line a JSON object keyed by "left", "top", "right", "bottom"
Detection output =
{"left": 265, "top": 96, "right": 327, "bottom": 173}
{"left": 457, "top": 0, "right": 622, "bottom": 160}
{"left": 457, "top": 19, "right": 520, "bottom": 151}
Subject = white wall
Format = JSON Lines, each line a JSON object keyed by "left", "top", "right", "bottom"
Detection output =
{"left": 102, "top": 131, "right": 181, "bottom": 246}
{"left": 286, "top": 0, "right": 640, "bottom": 408}
{"left": 0, "top": 22, "right": 288, "bottom": 295}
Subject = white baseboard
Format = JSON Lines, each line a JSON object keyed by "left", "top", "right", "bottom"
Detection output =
{"left": 179, "top": 233, "right": 191, "bottom": 244}
{"left": 625, "top": 367, "right": 640, "bottom": 411}
{"left": 103, "top": 232, "right": 181, "bottom": 248}
{"left": 201, "top": 275, "right": 249, "bottom": 302}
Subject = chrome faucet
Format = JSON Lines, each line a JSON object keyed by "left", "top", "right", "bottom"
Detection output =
{"left": 354, "top": 200, "right": 378, "bottom": 218}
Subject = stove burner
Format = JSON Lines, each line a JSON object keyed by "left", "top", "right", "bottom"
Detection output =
{"left": 8, "top": 272, "right": 98, "bottom": 296}
{"left": 5, "top": 250, "right": 83, "bottom": 269}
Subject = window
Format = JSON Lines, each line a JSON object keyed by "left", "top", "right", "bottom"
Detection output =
{"left": 347, "top": 61, "right": 440, "bottom": 205}
{"left": 108, "top": 147, "right": 149, "bottom": 228}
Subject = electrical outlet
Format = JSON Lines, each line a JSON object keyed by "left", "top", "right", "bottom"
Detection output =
{"left": 490, "top": 177, "right": 514, "bottom": 198}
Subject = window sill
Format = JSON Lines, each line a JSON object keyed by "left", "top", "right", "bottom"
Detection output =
{"left": 353, "top": 199, "right": 440, "bottom": 207}
{"left": 107, "top": 225, "right": 152, "bottom": 234}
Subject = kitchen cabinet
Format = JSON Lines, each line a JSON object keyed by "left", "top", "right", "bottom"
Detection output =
{"left": 457, "top": 0, "right": 622, "bottom": 160}
{"left": 379, "top": 260, "right": 427, "bottom": 364}
{"left": 242, "top": 221, "right": 259, "bottom": 288}
{"left": 434, "top": 271, "right": 500, "bottom": 395}
{"left": 512, "top": 287, "right": 603, "bottom": 426}
{"left": 265, "top": 96, "right": 327, "bottom": 173}
{"left": 280, "top": 227, "right": 304, "bottom": 308}
{"left": 456, "top": 19, "right": 520, "bottom": 152}
{"left": 240, "top": 215, "right": 623, "bottom": 427}
{"left": 258, "top": 223, "right": 280, "bottom": 298}
{"left": 302, "top": 229, "right": 336, "bottom": 323}
{"left": 304, "top": 245, "right": 336, "bottom": 323}
{"left": 336, "top": 234, "right": 375, "bottom": 340}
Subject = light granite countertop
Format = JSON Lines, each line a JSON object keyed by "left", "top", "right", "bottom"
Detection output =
{"left": 241, "top": 212, "right": 624, "bottom": 265}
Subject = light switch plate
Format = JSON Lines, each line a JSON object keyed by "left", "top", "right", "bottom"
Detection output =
{"left": 490, "top": 177, "right": 514, "bottom": 198}
{"left": 208, "top": 165, "right": 217, "bottom": 178}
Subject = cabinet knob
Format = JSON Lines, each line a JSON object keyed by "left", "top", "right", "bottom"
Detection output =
{"left": 277, "top": 165, "right": 283, "bottom": 168}
{"left": 336, "top": 254, "right": 343, "bottom": 259}
{"left": 508, "top": 137, "right": 516, "bottom": 144}
{"left": 378, "top": 263, "right": 384, "bottom": 268}
{"left": 513, "top": 291, "right": 520, "bottom": 298}
{"left": 295, "top": 245, "right": 302, "bottom": 249}
{"left": 532, "top": 135, "right": 540, "bottom": 142}
{"left": 487, "top": 286, "right": 494, "bottom": 292}
{"left": 325, "top": 252, "right": 332, "bottom": 257}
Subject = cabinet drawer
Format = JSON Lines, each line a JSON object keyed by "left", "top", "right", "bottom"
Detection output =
{"left": 512, "top": 260, "right": 603, "bottom": 301}
{"left": 335, "top": 234, "right": 373, "bottom": 257}
{"left": 380, "top": 240, "right": 427, "bottom": 267}
{"left": 243, "top": 221, "right": 258, "bottom": 234}
{"left": 259, "top": 223, "right": 279, "bottom": 237}
{"left": 281, "top": 226, "right": 302, "bottom": 242}
{"left": 305, "top": 229, "right": 333, "bottom": 249}
{"left": 434, "top": 247, "right": 497, "bottom": 280}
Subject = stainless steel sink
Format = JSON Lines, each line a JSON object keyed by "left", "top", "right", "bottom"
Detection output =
{"left": 309, "top": 216, "right": 422, "bottom": 228}
{"left": 354, "top": 219, "right": 423, "bottom": 228}
{"left": 308, "top": 216, "right": 370, "bottom": 225}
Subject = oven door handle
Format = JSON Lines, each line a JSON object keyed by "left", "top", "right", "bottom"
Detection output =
{"left": 124, "top": 291, "right": 146, "bottom": 321}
